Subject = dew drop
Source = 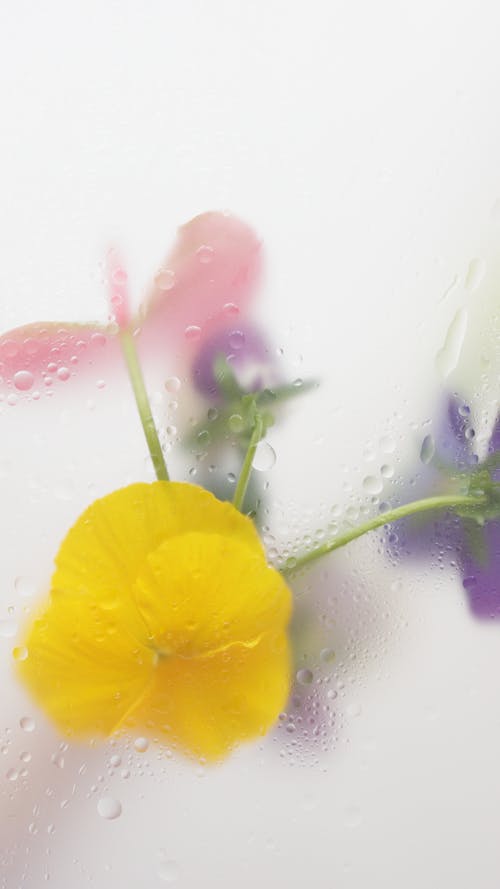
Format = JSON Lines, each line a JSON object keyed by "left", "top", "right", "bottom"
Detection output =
{"left": 133, "top": 737, "right": 149, "bottom": 753}
{"left": 13, "top": 370, "right": 34, "bottom": 392}
{"left": 12, "top": 646, "right": 28, "bottom": 662}
{"left": 155, "top": 269, "right": 175, "bottom": 292}
{"left": 252, "top": 441, "right": 276, "bottom": 472}
{"left": 14, "top": 576, "right": 36, "bottom": 598}
{"left": 97, "top": 796, "right": 122, "bottom": 820}
{"left": 464, "top": 257, "right": 485, "bottom": 293}
{"left": 51, "top": 752, "right": 64, "bottom": 769}
{"left": 56, "top": 367, "right": 70, "bottom": 382}
{"left": 196, "top": 245, "right": 214, "bottom": 264}
{"left": 0, "top": 619, "right": 18, "bottom": 639}
{"left": 109, "top": 754, "right": 121, "bottom": 767}
{"left": 20, "top": 717, "right": 35, "bottom": 732}
{"left": 6, "top": 768, "right": 18, "bottom": 781}
{"left": 320, "top": 647, "right": 336, "bottom": 664}
{"left": 112, "top": 268, "right": 127, "bottom": 286}
{"left": 380, "top": 464, "right": 394, "bottom": 479}
{"left": 184, "top": 325, "right": 201, "bottom": 342}
{"left": 164, "top": 377, "right": 181, "bottom": 394}
{"left": 296, "top": 668, "right": 314, "bottom": 686}
{"left": 223, "top": 302, "right": 239, "bottom": 317}
{"left": 228, "top": 413, "right": 244, "bottom": 433}
{"left": 228, "top": 330, "right": 245, "bottom": 350}
{"left": 420, "top": 434, "right": 435, "bottom": 465}
{"left": 380, "top": 434, "right": 396, "bottom": 454}
{"left": 435, "top": 307, "right": 468, "bottom": 379}
{"left": 362, "top": 475, "right": 383, "bottom": 495}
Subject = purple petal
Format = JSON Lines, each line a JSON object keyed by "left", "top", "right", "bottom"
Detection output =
{"left": 459, "top": 519, "right": 500, "bottom": 619}
{"left": 191, "top": 324, "right": 274, "bottom": 398}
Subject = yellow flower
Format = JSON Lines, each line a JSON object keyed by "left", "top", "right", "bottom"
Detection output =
{"left": 17, "top": 482, "right": 291, "bottom": 761}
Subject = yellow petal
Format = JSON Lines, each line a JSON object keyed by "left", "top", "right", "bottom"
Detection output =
{"left": 17, "top": 481, "right": 293, "bottom": 758}
{"left": 134, "top": 531, "right": 291, "bottom": 657}
{"left": 51, "top": 482, "right": 263, "bottom": 644}
{"left": 17, "top": 589, "right": 156, "bottom": 736}
{"left": 126, "top": 631, "right": 291, "bottom": 760}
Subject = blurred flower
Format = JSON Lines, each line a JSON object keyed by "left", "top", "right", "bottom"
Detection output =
{"left": 192, "top": 323, "right": 275, "bottom": 399}
{"left": 0, "top": 212, "right": 261, "bottom": 404}
{"left": 18, "top": 482, "right": 291, "bottom": 761}
{"left": 394, "top": 395, "right": 500, "bottom": 619}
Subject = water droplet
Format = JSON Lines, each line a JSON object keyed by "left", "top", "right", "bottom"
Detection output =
{"left": 155, "top": 269, "right": 175, "bottom": 291}
{"left": 320, "top": 647, "right": 336, "bottom": 664}
{"left": 20, "top": 717, "right": 35, "bottom": 732}
{"left": 465, "top": 257, "right": 485, "bottom": 293}
{"left": 109, "top": 754, "right": 121, "bottom": 767}
{"left": 6, "top": 768, "right": 18, "bottom": 781}
{"left": 196, "top": 430, "right": 211, "bottom": 451}
{"left": 96, "top": 379, "right": 106, "bottom": 390}
{"left": 14, "top": 576, "right": 36, "bottom": 598}
{"left": 228, "top": 414, "right": 244, "bottom": 433}
{"left": 362, "top": 475, "right": 383, "bottom": 495}
{"left": 420, "top": 434, "right": 435, "bottom": 465}
{"left": 380, "top": 434, "right": 396, "bottom": 454}
{"left": 13, "top": 370, "right": 34, "bottom": 391}
{"left": 252, "top": 441, "right": 276, "bottom": 472}
{"left": 184, "top": 325, "right": 201, "bottom": 342}
{"left": 164, "top": 377, "right": 181, "bottom": 394}
{"left": 51, "top": 752, "right": 64, "bottom": 769}
{"left": 196, "top": 245, "right": 214, "bottom": 264}
{"left": 0, "top": 619, "right": 18, "bottom": 639}
{"left": 112, "top": 268, "right": 127, "bottom": 286}
{"left": 56, "top": 367, "right": 70, "bottom": 382}
{"left": 223, "top": 302, "right": 239, "bottom": 317}
{"left": 20, "top": 751, "right": 31, "bottom": 763}
{"left": 97, "top": 796, "right": 122, "bottom": 820}
{"left": 12, "top": 646, "right": 28, "bottom": 662}
{"left": 296, "top": 668, "right": 314, "bottom": 686}
{"left": 7, "top": 394, "right": 18, "bottom": 406}
{"left": 228, "top": 330, "right": 245, "bottom": 350}
{"left": 435, "top": 307, "right": 468, "bottom": 379}
{"left": 133, "top": 737, "right": 149, "bottom": 753}
{"left": 91, "top": 332, "right": 107, "bottom": 347}
{"left": 380, "top": 464, "right": 394, "bottom": 479}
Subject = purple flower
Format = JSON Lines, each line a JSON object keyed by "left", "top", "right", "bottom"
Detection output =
{"left": 394, "top": 395, "right": 500, "bottom": 620}
{"left": 191, "top": 324, "right": 277, "bottom": 399}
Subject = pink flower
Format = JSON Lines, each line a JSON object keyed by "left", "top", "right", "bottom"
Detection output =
{"left": 0, "top": 212, "right": 262, "bottom": 405}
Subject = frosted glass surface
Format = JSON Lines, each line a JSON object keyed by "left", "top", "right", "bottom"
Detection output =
{"left": 1, "top": 3, "right": 500, "bottom": 888}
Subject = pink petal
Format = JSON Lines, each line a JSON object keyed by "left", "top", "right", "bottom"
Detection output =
{"left": 139, "top": 212, "right": 261, "bottom": 357}
{"left": 107, "top": 248, "right": 131, "bottom": 331}
{"left": 0, "top": 322, "right": 121, "bottom": 404}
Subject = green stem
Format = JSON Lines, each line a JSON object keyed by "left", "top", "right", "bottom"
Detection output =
{"left": 233, "top": 413, "right": 264, "bottom": 511}
{"left": 283, "top": 492, "right": 488, "bottom": 575}
{"left": 120, "top": 329, "right": 169, "bottom": 482}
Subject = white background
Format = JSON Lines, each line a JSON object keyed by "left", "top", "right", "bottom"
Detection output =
{"left": 1, "top": 2, "right": 500, "bottom": 887}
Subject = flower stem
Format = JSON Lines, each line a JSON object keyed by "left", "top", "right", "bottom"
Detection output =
{"left": 119, "top": 329, "right": 169, "bottom": 482}
{"left": 233, "top": 413, "right": 264, "bottom": 512}
{"left": 283, "top": 492, "right": 488, "bottom": 575}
